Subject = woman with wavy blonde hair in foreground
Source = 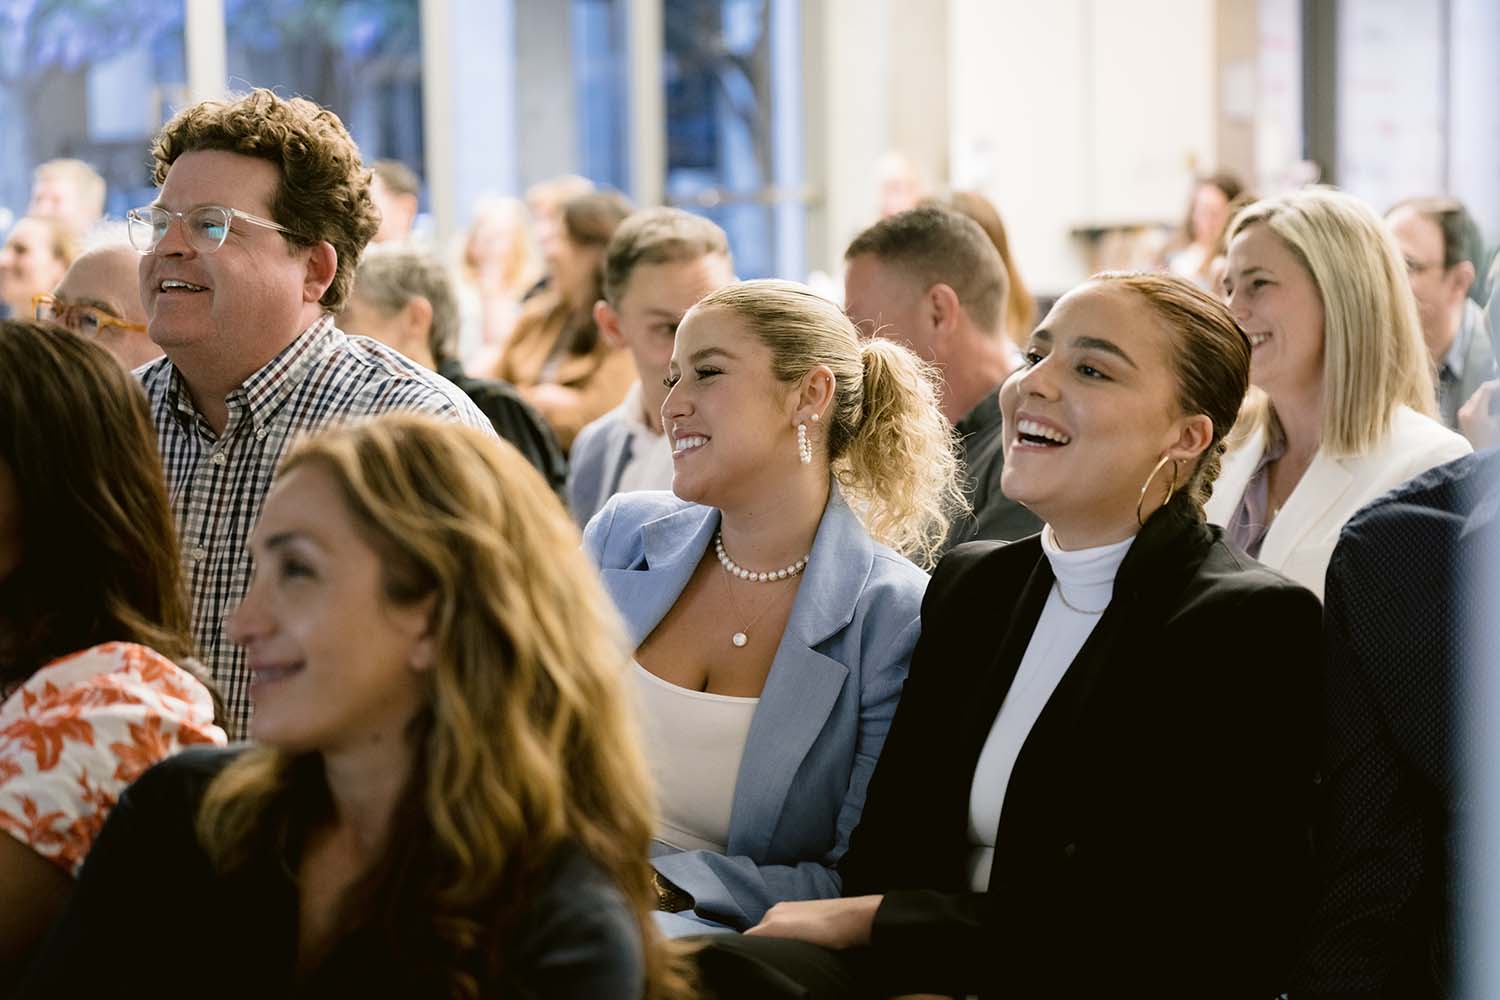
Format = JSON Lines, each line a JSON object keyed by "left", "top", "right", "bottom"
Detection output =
{"left": 17, "top": 414, "right": 694, "bottom": 1000}
{"left": 584, "top": 278, "right": 962, "bottom": 938}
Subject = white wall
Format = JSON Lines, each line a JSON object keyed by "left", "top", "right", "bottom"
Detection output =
{"left": 807, "top": 0, "right": 892, "bottom": 282}
{"left": 1336, "top": 0, "right": 1446, "bottom": 214}
{"left": 804, "top": 0, "right": 951, "bottom": 283}
{"left": 1450, "top": 0, "right": 1500, "bottom": 241}
{"left": 948, "top": 0, "right": 1217, "bottom": 294}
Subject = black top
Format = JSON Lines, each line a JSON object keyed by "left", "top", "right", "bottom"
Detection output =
{"left": 438, "top": 360, "right": 568, "bottom": 495}
{"left": 940, "top": 386, "right": 1041, "bottom": 555}
{"left": 15, "top": 747, "right": 644, "bottom": 1000}
{"left": 840, "top": 500, "right": 1322, "bottom": 998}
{"left": 1292, "top": 451, "right": 1498, "bottom": 1000}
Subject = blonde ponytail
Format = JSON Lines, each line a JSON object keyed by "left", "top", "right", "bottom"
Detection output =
{"left": 694, "top": 279, "right": 963, "bottom": 567}
{"left": 836, "top": 337, "right": 964, "bottom": 567}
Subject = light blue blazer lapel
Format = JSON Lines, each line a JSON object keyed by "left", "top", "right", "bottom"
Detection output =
{"left": 598, "top": 504, "right": 719, "bottom": 647}
{"left": 726, "top": 486, "right": 873, "bottom": 860}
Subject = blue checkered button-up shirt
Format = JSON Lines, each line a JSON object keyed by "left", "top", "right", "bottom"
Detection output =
{"left": 141, "top": 315, "right": 494, "bottom": 738}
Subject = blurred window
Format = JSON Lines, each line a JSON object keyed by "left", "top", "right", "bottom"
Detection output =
{"left": 663, "top": 0, "right": 806, "bottom": 279}
{"left": 0, "top": 4, "right": 187, "bottom": 227}
{"left": 224, "top": 0, "right": 424, "bottom": 187}
{"left": 574, "top": 0, "right": 631, "bottom": 193}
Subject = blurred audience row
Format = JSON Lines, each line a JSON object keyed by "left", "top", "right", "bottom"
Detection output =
{"left": 0, "top": 87, "right": 1495, "bottom": 999}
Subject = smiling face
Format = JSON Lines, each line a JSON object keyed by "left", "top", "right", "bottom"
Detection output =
{"left": 1000, "top": 283, "right": 1200, "bottom": 546}
{"left": 662, "top": 306, "right": 803, "bottom": 512}
{"left": 0, "top": 217, "right": 69, "bottom": 315}
{"left": 228, "top": 462, "right": 434, "bottom": 753}
{"left": 1386, "top": 205, "right": 1468, "bottom": 360}
{"left": 1223, "top": 222, "right": 1325, "bottom": 406}
{"left": 139, "top": 149, "right": 330, "bottom": 377}
{"left": 1190, "top": 183, "right": 1231, "bottom": 246}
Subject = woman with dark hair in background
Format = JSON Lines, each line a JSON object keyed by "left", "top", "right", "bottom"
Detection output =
{"left": 493, "top": 190, "right": 637, "bottom": 450}
{"left": 709, "top": 273, "right": 1321, "bottom": 999}
{"left": 0, "top": 320, "right": 225, "bottom": 987}
{"left": 1167, "top": 171, "right": 1244, "bottom": 290}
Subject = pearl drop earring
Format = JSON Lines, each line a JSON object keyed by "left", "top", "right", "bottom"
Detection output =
{"left": 797, "top": 422, "right": 812, "bottom": 464}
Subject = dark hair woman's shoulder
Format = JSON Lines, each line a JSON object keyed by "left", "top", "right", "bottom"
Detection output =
{"left": 932, "top": 534, "right": 1042, "bottom": 587}
{"left": 123, "top": 745, "right": 247, "bottom": 812}
{"left": 921, "top": 534, "right": 1043, "bottom": 619}
{"left": 504, "top": 842, "right": 645, "bottom": 999}
{"left": 1188, "top": 535, "right": 1321, "bottom": 618}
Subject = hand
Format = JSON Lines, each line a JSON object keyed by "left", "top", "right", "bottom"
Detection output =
{"left": 744, "top": 895, "right": 882, "bottom": 950}
{"left": 1459, "top": 379, "right": 1500, "bottom": 450}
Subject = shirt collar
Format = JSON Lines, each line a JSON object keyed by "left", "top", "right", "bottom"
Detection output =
{"left": 164, "top": 314, "right": 339, "bottom": 435}
{"left": 1249, "top": 411, "right": 1288, "bottom": 478}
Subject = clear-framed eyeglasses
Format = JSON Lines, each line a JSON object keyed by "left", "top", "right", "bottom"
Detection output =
{"left": 33, "top": 293, "right": 148, "bottom": 338}
{"left": 125, "top": 204, "right": 300, "bottom": 255}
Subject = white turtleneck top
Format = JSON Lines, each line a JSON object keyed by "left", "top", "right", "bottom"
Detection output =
{"left": 966, "top": 525, "right": 1136, "bottom": 891}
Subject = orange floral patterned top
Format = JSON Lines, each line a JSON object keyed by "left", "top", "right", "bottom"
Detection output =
{"left": 0, "top": 641, "right": 226, "bottom": 875}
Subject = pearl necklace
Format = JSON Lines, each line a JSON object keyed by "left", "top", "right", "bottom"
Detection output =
{"left": 715, "top": 532, "right": 809, "bottom": 648}
{"left": 714, "top": 532, "right": 809, "bottom": 583}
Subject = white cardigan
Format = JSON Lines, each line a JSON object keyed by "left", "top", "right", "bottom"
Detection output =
{"left": 1205, "top": 404, "right": 1471, "bottom": 598}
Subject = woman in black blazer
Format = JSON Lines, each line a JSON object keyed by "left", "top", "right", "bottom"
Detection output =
{"left": 717, "top": 272, "right": 1323, "bottom": 999}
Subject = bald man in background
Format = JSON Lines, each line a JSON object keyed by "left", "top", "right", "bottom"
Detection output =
{"left": 45, "top": 242, "right": 161, "bottom": 370}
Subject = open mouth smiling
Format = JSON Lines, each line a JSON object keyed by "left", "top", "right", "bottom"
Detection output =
{"left": 1014, "top": 418, "right": 1072, "bottom": 448}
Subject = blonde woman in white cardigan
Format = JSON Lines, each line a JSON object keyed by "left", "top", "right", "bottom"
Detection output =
{"left": 1212, "top": 188, "right": 1470, "bottom": 597}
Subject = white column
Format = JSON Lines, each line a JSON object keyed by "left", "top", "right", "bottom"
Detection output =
{"left": 184, "top": 0, "right": 227, "bottom": 104}
{"left": 1448, "top": 0, "right": 1500, "bottom": 239}
{"left": 421, "top": 0, "right": 518, "bottom": 246}
{"left": 626, "top": 0, "right": 664, "bottom": 206}
{"left": 770, "top": 0, "right": 805, "bottom": 280}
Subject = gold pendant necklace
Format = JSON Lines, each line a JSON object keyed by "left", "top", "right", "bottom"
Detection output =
{"left": 1053, "top": 581, "right": 1106, "bottom": 615}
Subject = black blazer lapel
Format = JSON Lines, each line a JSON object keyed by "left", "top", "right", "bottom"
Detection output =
{"left": 958, "top": 551, "right": 1056, "bottom": 775}
{"left": 986, "top": 502, "right": 1215, "bottom": 883}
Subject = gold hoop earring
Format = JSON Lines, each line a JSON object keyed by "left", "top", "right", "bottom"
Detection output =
{"left": 1136, "top": 454, "right": 1179, "bottom": 527}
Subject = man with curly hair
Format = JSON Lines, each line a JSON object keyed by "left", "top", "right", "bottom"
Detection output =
{"left": 128, "top": 89, "right": 491, "bottom": 739}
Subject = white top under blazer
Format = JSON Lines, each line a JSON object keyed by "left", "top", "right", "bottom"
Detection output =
{"left": 966, "top": 527, "right": 1135, "bottom": 891}
{"left": 1205, "top": 404, "right": 1470, "bottom": 599}
{"left": 633, "top": 663, "right": 760, "bottom": 854}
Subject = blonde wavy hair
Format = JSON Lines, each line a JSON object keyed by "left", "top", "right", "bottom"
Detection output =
{"left": 694, "top": 279, "right": 964, "bottom": 567}
{"left": 196, "top": 415, "right": 692, "bottom": 999}
{"left": 1226, "top": 187, "right": 1436, "bottom": 456}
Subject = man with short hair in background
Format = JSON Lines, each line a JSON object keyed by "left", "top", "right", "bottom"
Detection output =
{"left": 368, "top": 159, "right": 422, "bottom": 245}
{"left": 844, "top": 205, "right": 1041, "bottom": 554}
{"left": 1386, "top": 197, "right": 1495, "bottom": 429}
{"left": 567, "top": 208, "right": 734, "bottom": 527}
{"left": 131, "top": 88, "right": 491, "bottom": 738}
{"left": 341, "top": 248, "right": 567, "bottom": 493}
{"left": 28, "top": 158, "right": 107, "bottom": 238}
{"left": 39, "top": 236, "right": 161, "bottom": 370}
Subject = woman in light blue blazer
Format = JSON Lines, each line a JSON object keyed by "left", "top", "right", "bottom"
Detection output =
{"left": 584, "top": 279, "right": 962, "bottom": 936}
